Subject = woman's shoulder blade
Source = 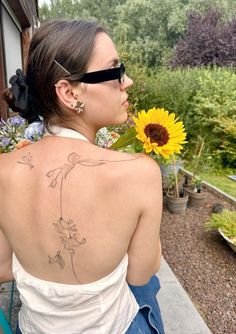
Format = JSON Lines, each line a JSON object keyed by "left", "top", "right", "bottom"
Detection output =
{"left": 104, "top": 150, "right": 161, "bottom": 185}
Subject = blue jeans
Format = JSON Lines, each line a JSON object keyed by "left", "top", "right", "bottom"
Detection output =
{"left": 125, "top": 310, "right": 154, "bottom": 333}
{"left": 126, "top": 275, "right": 165, "bottom": 334}
{"left": 15, "top": 322, "right": 22, "bottom": 334}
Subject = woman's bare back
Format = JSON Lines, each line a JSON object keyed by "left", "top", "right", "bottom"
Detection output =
{"left": 0, "top": 136, "right": 162, "bottom": 285}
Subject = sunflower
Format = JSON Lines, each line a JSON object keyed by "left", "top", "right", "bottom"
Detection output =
{"left": 132, "top": 107, "right": 187, "bottom": 159}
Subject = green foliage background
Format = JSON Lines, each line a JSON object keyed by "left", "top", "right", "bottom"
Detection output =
{"left": 39, "top": 0, "right": 236, "bottom": 168}
{"left": 39, "top": 0, "right": 236, "bottom": 67}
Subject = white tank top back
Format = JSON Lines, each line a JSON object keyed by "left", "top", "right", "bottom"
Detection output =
{"left": 13, "top": 253, "right": 138, "bottom": 334}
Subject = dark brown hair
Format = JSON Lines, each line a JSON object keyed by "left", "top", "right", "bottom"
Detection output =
{"left": 3, "top": 19, "right": 105, "bottom": 127}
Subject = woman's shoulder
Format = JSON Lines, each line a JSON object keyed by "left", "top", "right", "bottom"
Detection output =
{"left": 110, "top": 149, "right": 160, "bottom": 173}
{"left": 98, "top": 148, "right": 161, "bottom": 184}
{"left": 0, "top": 153, "right": 12, "bottom": 189}
{"left": 0, "top": 146, "right": 33, "bottom": 182}
{"left": 0, "top": 151, "right": 12, "bottom": 171}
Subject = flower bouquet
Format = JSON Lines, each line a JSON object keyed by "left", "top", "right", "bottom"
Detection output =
{"left": 96, "top": 127, "right": 120, "bottom": 148}
{"left": 0, "top": 116, "right": 120, "bottom": 154}
{"left": 0, "top": 116, "right": 43, "bottom": 153}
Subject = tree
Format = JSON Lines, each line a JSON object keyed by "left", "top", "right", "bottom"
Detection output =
{"left": 39, "top": 0, "right": 236, "bottom": 68}
{"left": 39, "top": 0, "right": 125, "bottom": 36}
{"left": 113, "top": 0, "right": 186, "bottom": 67}
{"left": 39, "top": 0, "right": 188, "bottom": 67}
{"left": 186, "top": 0, "right": 236, "bottom": 21}
{"left": 170, "top": 8, "right": 236, "bottom": 68}
{"left": 78, "top": 0, "right": 126, "bottom": 35}
{"left": 39, "top": 0, "right": 78, "bottom": 21}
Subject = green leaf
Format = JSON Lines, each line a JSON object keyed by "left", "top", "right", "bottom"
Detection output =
{"left": 205, "top": 209, "right": 236, "bottom": 238}
{"left": 110, "top": 127, "right": 137, "bottom": 149}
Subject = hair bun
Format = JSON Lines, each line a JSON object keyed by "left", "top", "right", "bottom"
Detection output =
{"left": 9, "top": 68, "right": 29, "bottom": 111}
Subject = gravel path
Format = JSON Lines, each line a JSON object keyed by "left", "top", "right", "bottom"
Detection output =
{"left": 161, "top": 188, "right": 236, "bottom": 334}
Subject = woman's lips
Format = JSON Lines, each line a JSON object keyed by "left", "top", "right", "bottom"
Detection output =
{"left": 122, "top": 99, "right": 129, "bottom": 108}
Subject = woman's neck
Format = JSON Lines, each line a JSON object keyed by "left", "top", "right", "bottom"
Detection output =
{"left": 48, "top": 120, "right": 96, "bottom": 144}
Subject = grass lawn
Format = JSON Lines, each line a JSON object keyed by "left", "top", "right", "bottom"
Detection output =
{"left": 201, "top": 172, "right": 236, "bottom": 198}
{"left": 184, "top": 164, "right": 236, "bottom": 199}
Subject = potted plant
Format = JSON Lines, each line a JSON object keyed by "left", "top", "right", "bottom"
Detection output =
{"left": 159, "top": 155, "right": 183, "bottom": 178}
{"left": 183, "top": 137, "right": 206, "bottom": 209}
{"left": 185, "top": 175, "right": 206, "bottom": 209}
{"left": 165, "top": 155, "right": 188, "bottom": 215}
{"left": 205, "top": 209, "right": 236, "bottom": 253}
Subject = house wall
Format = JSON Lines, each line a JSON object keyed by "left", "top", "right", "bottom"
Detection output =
{"left": 0, "top": 6, "right": 7, "bottom": 119}
{"left": 0, "top": 0, "right": 38, "bottom": 120}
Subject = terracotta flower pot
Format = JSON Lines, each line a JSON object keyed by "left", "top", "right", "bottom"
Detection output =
{"left": 166, "top": 193, "right": 188, "bottom": 215}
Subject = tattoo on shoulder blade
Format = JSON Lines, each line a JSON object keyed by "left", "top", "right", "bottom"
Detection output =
{"left": 47, "top": 152, "right": 142, "bottom": 282}
{"left": 17, "top": 152, "right": 34, "bottom": 169}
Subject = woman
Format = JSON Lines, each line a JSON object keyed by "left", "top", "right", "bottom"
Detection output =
{"left": 0, "top": 19, "right": 164, "bottom": 334}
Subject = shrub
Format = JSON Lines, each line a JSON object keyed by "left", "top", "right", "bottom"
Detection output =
{"left": 214, "top": 116, "right": 236, "bottom": 167}
{"left": 205, "top": 209, "right": 236, "bottom": 245}
{"left": 189, "top": 67, "right": 236, "bottom": 165}
{"left": 170, "top": 8, "right": 236, "bottom": 68}
{"left": 128, "top": 65, "right": 201, "bottom": 125}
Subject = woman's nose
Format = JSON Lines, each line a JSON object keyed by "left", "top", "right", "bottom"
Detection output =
{"left": 120, "top": 74, "right": 133, "bottom": 90}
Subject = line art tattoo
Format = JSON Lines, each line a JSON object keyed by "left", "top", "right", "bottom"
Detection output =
{"left": 17, "top": 152, "right": 34, "bottom": 169}
{"left": 48, "top": 251, "right": 65, "bottom": 269}
{"left": 47, "top": 152, "right": 142, "bottom": 282}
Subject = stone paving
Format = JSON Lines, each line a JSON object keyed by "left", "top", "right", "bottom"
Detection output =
{"left": 157, "top": 258, "right": 212, "bottom": 334}
{"left": 0, "top": 282, "right": 20, "bottom": 333}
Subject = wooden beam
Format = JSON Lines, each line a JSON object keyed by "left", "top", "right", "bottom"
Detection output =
{"left": 7, "top": 0, "right": 31, "bottom": 28}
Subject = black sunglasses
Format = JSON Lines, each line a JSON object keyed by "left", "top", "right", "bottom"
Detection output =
{"left": 54, "top": 60, "right": 125, "bottom": 84}
{"left": 79, "top": 63, "right": 125, "bottom": 84}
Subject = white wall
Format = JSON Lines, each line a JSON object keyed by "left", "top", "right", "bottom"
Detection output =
{"left": 2, "top": 5, "right": 22, "bottom": 86}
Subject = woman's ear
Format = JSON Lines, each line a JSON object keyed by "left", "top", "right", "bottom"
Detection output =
{"left": 54, "top": 80, "right": 83, "bottom": 110}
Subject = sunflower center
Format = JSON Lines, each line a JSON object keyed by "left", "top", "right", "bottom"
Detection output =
{"left": 144, "top": 123, "right": 169, "bottom": 146}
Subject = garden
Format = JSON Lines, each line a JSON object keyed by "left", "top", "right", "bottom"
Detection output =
{"left": 108, "top": 63, "right": 236, "bottom": 333}
{"left": 1, "top": 1, "right": 236, "bottom": 333}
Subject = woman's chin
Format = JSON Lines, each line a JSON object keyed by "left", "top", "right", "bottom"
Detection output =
{"left": 117, "top": 111, "right": 128, "bottom": 124}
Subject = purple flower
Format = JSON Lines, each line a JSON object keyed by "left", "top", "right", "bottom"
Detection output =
{"left": 8, "top": 116, "right": 25, "bottom": 127}
{"left": 0, "top": 118, "right": 6, "bottom": 128}
{"left": 24, "top": 121, "right": 44, "bottom": 140}
{"left": 1, "top": 137, "right": 11, "bottom": 147}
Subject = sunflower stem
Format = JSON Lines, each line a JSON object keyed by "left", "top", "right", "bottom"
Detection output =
{"left": 112, "top": 135, "right": 136, "bottom": 149}
{"left": 173, "top": 154, "right": 179, "bottom": 198}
